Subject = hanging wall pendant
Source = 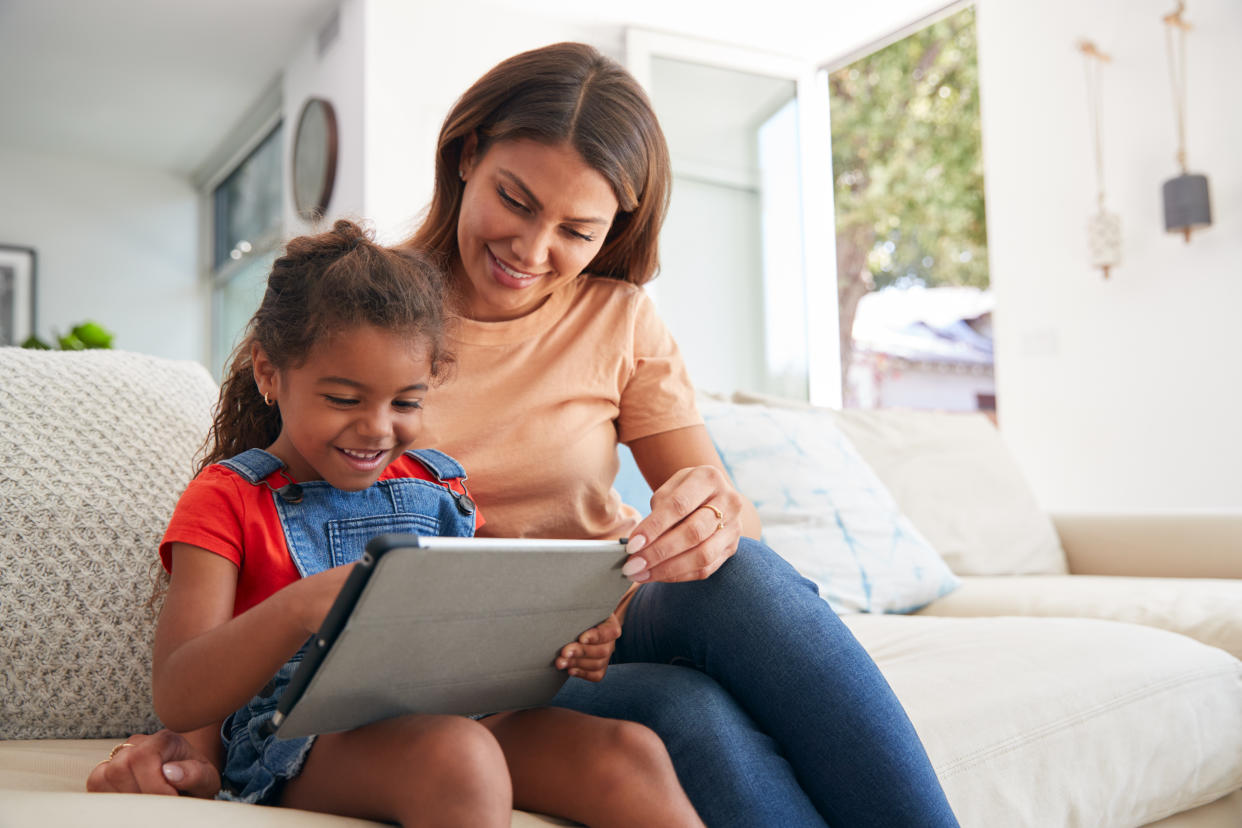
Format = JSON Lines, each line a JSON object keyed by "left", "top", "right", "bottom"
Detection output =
{"left": 1088, "top": 210, "right": 1122, "bottom": 277}
{"left": 1161, "top": 2, "right": 1212, "bottom": 242}
{"left": 1080, "top": 40, "right": 1120, "bottom": 278}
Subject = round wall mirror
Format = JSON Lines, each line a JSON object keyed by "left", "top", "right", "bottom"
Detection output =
{"left": 292, "top": 98, "right": 338, "bottom": 220}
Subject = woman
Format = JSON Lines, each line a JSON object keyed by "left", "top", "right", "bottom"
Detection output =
{"left": 91, "top": 43, "right": 957, "bottom": 827}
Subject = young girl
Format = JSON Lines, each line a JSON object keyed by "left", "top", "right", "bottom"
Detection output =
{"left": 151, "top": 219, "right": 703, "bottom": 827}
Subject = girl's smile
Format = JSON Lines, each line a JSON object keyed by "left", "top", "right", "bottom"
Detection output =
{"left": 254, "top": 324, "right": 433, "bottom": 490}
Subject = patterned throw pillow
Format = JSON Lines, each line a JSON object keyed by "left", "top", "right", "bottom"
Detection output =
{"left": 699, "top": 397, "right": 960, "bottom": 614}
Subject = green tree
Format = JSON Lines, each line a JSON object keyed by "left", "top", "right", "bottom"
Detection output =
{"left": 829, "top": 6, "right": 988, "bottom": 379}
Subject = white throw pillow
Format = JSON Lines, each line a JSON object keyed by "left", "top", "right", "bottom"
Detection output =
{"left": 699, "top": 397, "right": 959, "bottom": 613}
{"left": 825, "top": 408, "right": 1066, "bottom": 575}
{"left": 730, "top": 392, "right": 1067, "bottom": 576}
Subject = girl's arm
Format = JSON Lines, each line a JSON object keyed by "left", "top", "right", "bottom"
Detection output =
{"left": 624, "top": 424, "right": 760, "bottom": 583}
{"left": 152, "top": 543, "right": 351, "bottom": 732}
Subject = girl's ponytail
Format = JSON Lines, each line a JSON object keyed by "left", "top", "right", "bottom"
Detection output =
{"left": 197, "top": 339, "right": 282, "bottom": 472}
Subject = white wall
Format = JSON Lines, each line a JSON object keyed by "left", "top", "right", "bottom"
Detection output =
{"left": 0, "top": 146, "right": 200, "bottom": 361}
{"left": 977, "top": 0, "right": 1242, "bottom": 510}
{"left": 361, "top": 0, "right": 619, "bottom": 243}
{"left": 283, "top": 0, "right": 368, "bottom": 234}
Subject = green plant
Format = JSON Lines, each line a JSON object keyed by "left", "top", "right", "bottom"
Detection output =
{"left": 21, "top": 320, "right": 115, "bottom": 351}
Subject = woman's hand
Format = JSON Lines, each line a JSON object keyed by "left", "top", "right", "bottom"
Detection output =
{"left": 556, "top": 612, "right": 622, "bottom": 682}
{"left": 624, "top": 464, "right": 750, "bottom": 584}
{"left": 85, "top": 729, "right": 221, "bottom": 797}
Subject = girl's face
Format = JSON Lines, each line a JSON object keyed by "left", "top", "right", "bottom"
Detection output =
{"left": 455, "top": 138, "right": 619, "bottom": 322}
{"left": 254, "top": 324, "right": 432, "bottom": 490}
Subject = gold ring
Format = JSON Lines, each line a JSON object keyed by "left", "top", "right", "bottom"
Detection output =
{"left": 107, "top": 743, "right": 136, "bottom": 761}
{"left": 701, "top": 503, "right": 726, "bottom": 531}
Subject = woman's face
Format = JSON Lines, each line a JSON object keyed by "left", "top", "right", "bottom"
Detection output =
{"left": 455, "top": 138, "right": 619, "bottom": 322}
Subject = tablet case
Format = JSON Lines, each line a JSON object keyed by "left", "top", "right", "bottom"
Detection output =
{"left": 272, "top": 534, "right": 631, "bottom": 738}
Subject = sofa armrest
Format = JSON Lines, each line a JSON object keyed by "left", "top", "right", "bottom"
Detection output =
{"left": 1051, "top": 512, "right": 1242, "bottom": 579}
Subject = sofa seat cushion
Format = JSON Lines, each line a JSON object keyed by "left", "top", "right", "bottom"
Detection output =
{"left": 0, "top": 741, "right": 572, "bottom": 826}
{"left": 916, "top": 575, "right": 1242, "bottom": 660}
{"left": 844, "top": 614, "right": 1242, "bottom": 828}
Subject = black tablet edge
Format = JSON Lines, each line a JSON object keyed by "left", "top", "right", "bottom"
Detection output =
{"left": 272, "top": 534, "right": 427, "bottom": 732}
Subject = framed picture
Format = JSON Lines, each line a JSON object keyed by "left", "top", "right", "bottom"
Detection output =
{"left": 0, "top": 245, "right": 37, "bottom": 347}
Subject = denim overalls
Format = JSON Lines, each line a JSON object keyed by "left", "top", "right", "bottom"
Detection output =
{"left": 214, "top": 448, "right": 476, "bottom": 804}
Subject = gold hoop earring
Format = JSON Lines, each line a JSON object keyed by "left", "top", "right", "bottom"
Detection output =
{"left": 263, "top": 392, "right": 274, "bottom": 407}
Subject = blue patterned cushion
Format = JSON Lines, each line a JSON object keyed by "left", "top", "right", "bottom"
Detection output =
{"left": 700, "top": 398, "right": 960, "bottom": 614}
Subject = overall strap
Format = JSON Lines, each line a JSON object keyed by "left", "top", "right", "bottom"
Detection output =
{"left": 218, "top": 449, "right": 287, "bottom": 484}
{"left": 405, "top": 448, "right": 475, "bottom": 516}
{"left": 405, "top": 448, "right": 467, "bottom": 482}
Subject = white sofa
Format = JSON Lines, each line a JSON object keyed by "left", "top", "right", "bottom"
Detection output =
{"left": 2, "top": 348, "right": 1241, "bottom": 828}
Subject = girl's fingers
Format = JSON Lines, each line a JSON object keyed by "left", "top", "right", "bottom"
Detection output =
{"left": 567, "top": 652, "right": 610, "bottom": 670}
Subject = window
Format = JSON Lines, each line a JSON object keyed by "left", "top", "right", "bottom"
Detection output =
{"left": 208, "top": 121, "right": 284, "bottom": 376}
{"left": 827, "top": 4, "right": 993, "bottom": 413}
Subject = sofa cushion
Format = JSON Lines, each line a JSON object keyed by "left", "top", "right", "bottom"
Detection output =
{"left": 0, "top": 741, "right": 572, "bottom": 826}
{"left": 699, "top": 397, "right": 959, "bottom": 613}
{"left": 0, "top": 350, "right": 218, "bottom": 740}
{"left": 732, "top": 392, "right": 1067, "bottom": 576}
{"left": 917, "top": 574, "right": 1242, "bottom": 661}
{"left": 846, "top": 614, "right": 1242, "bottom": 827}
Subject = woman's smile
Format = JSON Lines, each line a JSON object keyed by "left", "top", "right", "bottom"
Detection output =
{"left": 487, "top": 247, "right": 545, "bottom": 288}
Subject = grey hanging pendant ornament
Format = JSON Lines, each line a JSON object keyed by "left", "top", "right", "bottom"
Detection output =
{"left": 1161, "top": 2, "right": 1212, "bottom": 242}
{"left": 1080, "top": 40, "right": 1120, "bottom": 278}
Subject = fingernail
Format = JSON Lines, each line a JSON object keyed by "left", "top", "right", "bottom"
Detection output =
{"left": 631, "top": 570, "right": 651, "bottom": 583}
{"left": 621, "top": 556, "right": 647, "bottom": 577}
{"left": 579, "top": 633, "right": 593, "bottom": 644}
{"left": 628, "top": 535, "right": 647, "bottom": 553}
{"left": 162, "top": 764, "right": 184, "bottom": 783}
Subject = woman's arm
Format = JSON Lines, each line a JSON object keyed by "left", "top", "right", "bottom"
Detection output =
{"left": 152, "top": 543, "right": 350, "bottom": 732}
{"left": 625, "top": 424, "right": 760, "bottom": 583}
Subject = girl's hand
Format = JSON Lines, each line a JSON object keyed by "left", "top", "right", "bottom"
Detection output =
{"left": 556, "top": 613, "right": 621, "bottom": 682}
{"left": 293, "top": 564, "right": 356, "bottom": 635}
{"left": 624, "top": 465, "right": 747, "bottom": 584}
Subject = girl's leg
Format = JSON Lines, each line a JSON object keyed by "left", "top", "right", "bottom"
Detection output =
{"left": 615, "top": 538, "right": 959, "bottom": 828}
{"left": 480, "top": 706, "right": 702, "bottom": 828}
{"left": 551, "top": 663, "right": 826, "bottom": 828}
{"left": 279, "top": 714, "right": 511, "bottom": 827}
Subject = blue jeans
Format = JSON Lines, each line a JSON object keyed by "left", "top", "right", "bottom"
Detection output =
{"left": 552, "top": 538, "right": 958, "bottom": 828}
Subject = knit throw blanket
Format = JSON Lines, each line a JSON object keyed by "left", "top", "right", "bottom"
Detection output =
{"left": 0, "top": 349, "right": 217, "bottom": 739}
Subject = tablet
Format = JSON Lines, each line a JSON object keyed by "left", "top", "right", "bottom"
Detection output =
{"left": 271, "top": 534, "right": 632, "bottom": 738}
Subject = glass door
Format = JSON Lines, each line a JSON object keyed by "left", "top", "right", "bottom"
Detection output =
{"left": 628, "top": 31, "right": 840, "bottom": 406}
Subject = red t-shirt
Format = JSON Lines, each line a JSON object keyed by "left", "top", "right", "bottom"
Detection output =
{"left": 160, "top": 453, "right": 478, "bottom": 616}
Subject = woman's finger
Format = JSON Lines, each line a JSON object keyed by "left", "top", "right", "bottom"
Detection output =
{"left": 628, "top": 499, "right": 740, "bottom": 582}
{"left": 628, "top": 467, "right": 721, "bottom": 553}
{"left": 645, "top": 523, "right": 740, "bottom": 584}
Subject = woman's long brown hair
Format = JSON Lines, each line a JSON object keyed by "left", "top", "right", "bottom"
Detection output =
{"left": 402, "top": 42, "right": 672, "bottom": 286}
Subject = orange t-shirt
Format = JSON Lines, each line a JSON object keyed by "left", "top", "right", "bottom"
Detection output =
{"left": 159, "top": 453, "right": 477, "bottom": 616}
{"left": 422, "top": 277, "right": 700, "bottom": 540}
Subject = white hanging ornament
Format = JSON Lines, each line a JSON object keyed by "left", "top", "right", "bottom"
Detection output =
{"left": 1087, "top": 210, "right": 1122, "bottom": 276}
{"left": 1080, "top": 40, "right": 1120, "bottom": 278}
